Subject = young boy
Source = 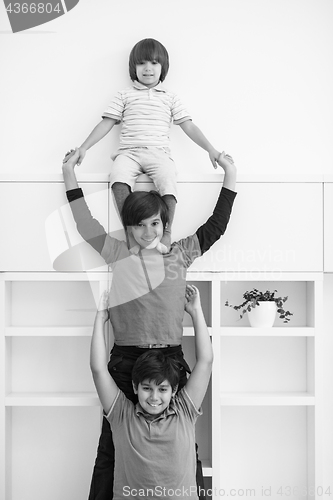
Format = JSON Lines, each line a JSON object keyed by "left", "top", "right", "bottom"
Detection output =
{"left": 62, "top": 147, "right": 236, "bottom": 500}
{"left": 66, "top": 38, "right": 227, "bottom": 250}
{"left": 91, "top": 285, "right": 213, "bottom": 499}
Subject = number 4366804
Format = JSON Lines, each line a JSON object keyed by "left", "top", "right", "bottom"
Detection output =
{"left": 6, "top": 3, "right": 61, "bottom": 14}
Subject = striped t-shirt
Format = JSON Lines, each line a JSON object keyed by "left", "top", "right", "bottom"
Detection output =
{"left": 102, "top": 81, "right": 191, "bottom": 149}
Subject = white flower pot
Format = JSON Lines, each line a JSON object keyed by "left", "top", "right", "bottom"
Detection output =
{"left": 248, "top": 301, "right": 277, "bottom": 328}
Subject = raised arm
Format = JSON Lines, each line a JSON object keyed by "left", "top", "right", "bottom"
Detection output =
{"left": 62, "top": 148, "right": 108, "bottom": 254}
{"left": 196, "top": 153, "right": 237, "bottom": 254}
{"left": 217, "top": 152, "right": 237, "bottom": 191}
{"left": 90, "top": 291, "right": 118, "bottom": 414}
{"left": 184, "top": 285, "right": 213, "bottom": 409}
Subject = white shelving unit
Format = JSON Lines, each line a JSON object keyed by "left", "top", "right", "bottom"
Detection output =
{"left": 0, "top": 175, "right": 326, "bottom": 500}
{"left": 187, "top": 272, "right": 322, "bottom": 499}
{"left": 185, "top": 272, "right": 323, "bottom": 498}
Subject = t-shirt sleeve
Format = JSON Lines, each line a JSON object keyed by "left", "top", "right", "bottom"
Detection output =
{"left": 102, "top": 90, "right": 123, "bottom": 123}
{"left": 196, "top": 186, "right": 237, "bottom": 254}
{"left": 66, "top": 188, "right": 107, "bottom": 254}
{"left": 176, "top": 388, "right": 203, "bottom": 424}
{"left": 172, "top": 233, "right": 202, "bottom": 269}
{"left": 171, "top": 93, "right": 191, "bottom": 125}
{"left": 105, "top": 390, "right": 133, "bottom": 428}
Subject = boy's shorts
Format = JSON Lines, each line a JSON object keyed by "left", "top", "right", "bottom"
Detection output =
{"left": 110, "top": 147, "right": 177, "bottom": 199}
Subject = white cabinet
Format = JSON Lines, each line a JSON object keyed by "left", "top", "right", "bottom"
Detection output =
{"left": 209, "top": 272, "right": 323, "bottom": 497}
{"left": 0, "top": 177, "right": 326, "bottom": 500}
{"left": 181, "top": 272, "right": 322, "bottom": 498}
{"left": 1, "top": 272, "right": 323, "bottom": 500}
{"left": 0, "top": 182, "right": 108, "bottom": 271}
{"left": 173, "top": 182, "right": 323, "bottom": 272}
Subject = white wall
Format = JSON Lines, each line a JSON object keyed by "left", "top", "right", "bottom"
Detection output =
{"left": 1, "top": 0, "right": 333, "bottom": 176}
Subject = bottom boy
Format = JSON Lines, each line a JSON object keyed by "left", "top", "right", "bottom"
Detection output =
{"left": 91, "top": 285, "right": 213, "bottom": 499}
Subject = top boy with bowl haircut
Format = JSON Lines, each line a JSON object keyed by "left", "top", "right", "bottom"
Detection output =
{"left": 68, "top": 38, "right": 226, "bottom": 251}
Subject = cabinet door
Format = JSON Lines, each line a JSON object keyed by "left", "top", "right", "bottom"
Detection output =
{"left": 173, "top": 182, "right": 323, "bottom": 272}
{"left": 324, "top": 183, "right": 333, "bottom": 272}
{"left": 0, "top": 183, "right": 108, "bottom": 271}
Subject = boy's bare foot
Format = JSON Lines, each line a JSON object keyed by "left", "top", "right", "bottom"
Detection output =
{"left": 156, "top": 242, "right": 168, "bottom": 254}
{"left": 158, "top": 231, "right": 171, "bottom": 254}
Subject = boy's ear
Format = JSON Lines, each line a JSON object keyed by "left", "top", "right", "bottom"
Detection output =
{"left": 172, "top": 384, "right": 178, "bottom": 396}
{"left": 132, "top": 381, "right": 138, "bottom": 394}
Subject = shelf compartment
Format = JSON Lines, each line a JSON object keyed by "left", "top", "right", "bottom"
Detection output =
{"left": 219, "top": 406, "right": 312, "bottom": 497}
{"left": 219, "top": 337, "right": 313, "bottom": 393}
{"left": 5, "top": 280, "right": 102, "bottom": 327}
{"left": 221, "top": 280, "right": 318, "bottom": 328}
{"left": 6, "top": 337, "right": 95, "bottom": 394}
{"left": 6, "top": 406, "right": 101, "bottom": 500}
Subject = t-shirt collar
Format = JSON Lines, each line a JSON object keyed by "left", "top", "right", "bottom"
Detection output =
{"left": 133, "top": 80, "right": 165, "bottom": 92}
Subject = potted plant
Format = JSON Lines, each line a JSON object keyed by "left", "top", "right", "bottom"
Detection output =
{"left": 225, "top": 288, "right": 293, "bottom": 327}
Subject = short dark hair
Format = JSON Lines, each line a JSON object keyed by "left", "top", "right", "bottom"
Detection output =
{"left": 121, "top": 190, "right": 169, "bottom": 229}
{"left": 132, "top": 350, "right": 180, "bottom": 392}
{"left": 129, "top": 38, "right": 169, "bottom": 83}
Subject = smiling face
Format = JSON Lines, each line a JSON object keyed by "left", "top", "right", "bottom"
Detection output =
{"left": 134, "top": 379, "right": 175, "bottom": 417}
{"left": 136, "top": 60, "right": 162, "bottom": 88}
{"left": 129, "top": 212, "right": 164, "bottom": 249}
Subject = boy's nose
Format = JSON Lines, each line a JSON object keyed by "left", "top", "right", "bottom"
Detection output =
{"left": 144, "top": 226, "right": 154, "bottom": 236}
{"left": 150, "top": 389, "right": 158, "bottom": 401}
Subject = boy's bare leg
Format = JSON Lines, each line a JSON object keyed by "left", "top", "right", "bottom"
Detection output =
{"left": 158, "top": 194, "right": 176, "bottom": 253}
{"left": 112, "top": 182, "right": 139, "bottom": 250}
{"left": 112, "top": 182, "right": 131, "bottom": 216}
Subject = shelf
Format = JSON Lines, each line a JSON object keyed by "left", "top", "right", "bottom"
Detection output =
{"left": 219, "top": 327, "right": 315, "bottom": 337}
{"left": 0, "top": 272, "right": 109, "bottom": 281}
{"left": 5, "top": 392, "right": 100, "bottom": 406}
{"left": 201, "top": 460, "right": 212, "bottom": 477}
{"left": 0, "top": 172, "right": 325, "bottom": 183}
{"left": 4, "top": 326, "right": 93, "bottom": 337}
{"left": 220, "top": 392, "right": 315, "bottom": 406}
